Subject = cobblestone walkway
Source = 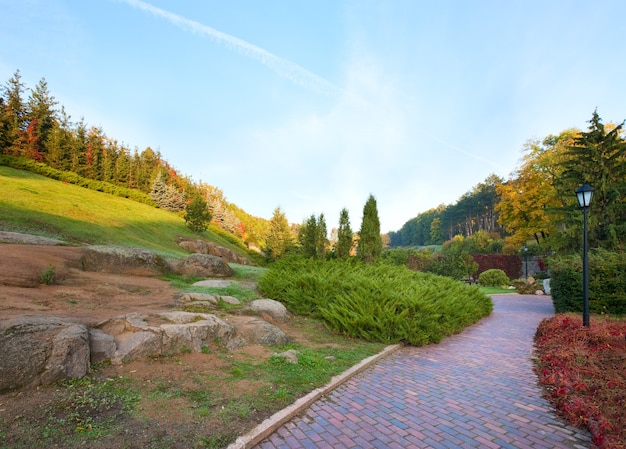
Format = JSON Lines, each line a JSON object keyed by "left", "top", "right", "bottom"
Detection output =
{"left": 255, "top": 295, "right": 593, "bottom": 449}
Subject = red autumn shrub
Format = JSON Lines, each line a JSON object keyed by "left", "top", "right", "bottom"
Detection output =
{"left": 472, "top": 254, "right": 521, "bottom": 280}
{"left": 534, "top": 315, "right": 626, "bottom": 448}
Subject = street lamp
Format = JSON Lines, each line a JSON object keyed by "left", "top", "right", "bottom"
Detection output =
{"left": 575, "top": 184, "right": 594, "bottom": 327}
{"left": 523, "top": 246, "right": 528, "bottom": 279}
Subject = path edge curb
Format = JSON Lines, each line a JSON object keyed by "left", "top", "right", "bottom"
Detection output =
{"left": 226, "top": 343, "right": 403, "bottom": 449}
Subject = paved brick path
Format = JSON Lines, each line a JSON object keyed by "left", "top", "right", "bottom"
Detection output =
{"left": 255, "top": 295, "right": 593, "bottom": 449}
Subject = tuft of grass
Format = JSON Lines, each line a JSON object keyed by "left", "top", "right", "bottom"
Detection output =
{"left": 41, "top": 264, "right": 56, "bottom": 285}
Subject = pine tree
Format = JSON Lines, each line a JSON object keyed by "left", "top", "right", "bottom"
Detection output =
{"left": 27, "top": 77, "right": 58, "bottom": 161}
{"left": 184, "top": 195, "right": 212, "bottom": 233}
{"left": 357, "top": 194, "right": 382, "bottom": 263}
{"left": 560, "top": 110, "right": 626, "bottom": 249}
{"left": 1, "top": 70, "right": 26, "bottom": 154}
{"left": 336, "top": 208, "right": 354, "bottom": 258}
{"left": 265, "top": 207, "right": 295, "bottom": 260}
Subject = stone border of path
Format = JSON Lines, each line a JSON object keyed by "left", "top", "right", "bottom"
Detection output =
{"left": 226, "top": 343, "right": 403, "bottom": 449}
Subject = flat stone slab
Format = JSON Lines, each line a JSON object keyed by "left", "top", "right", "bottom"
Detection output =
{"left": 192, "top": 279, "right": 233, "bottom": 288}
{"left": 0, "top": 231, "right": 65, "bottom": 246}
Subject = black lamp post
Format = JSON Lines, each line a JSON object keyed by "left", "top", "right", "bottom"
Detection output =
{"left": 523, "top": 246, "right": 528, "bottom": 279}
{"left": 575, "top": 184, "right": 594, "bottom": 327}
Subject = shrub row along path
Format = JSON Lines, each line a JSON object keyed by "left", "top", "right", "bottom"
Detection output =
{"left": 252, "top": 295, "right": 593, "bottom": 449}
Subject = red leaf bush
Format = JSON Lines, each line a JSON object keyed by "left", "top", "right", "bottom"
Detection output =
{"left": 534, "top": 315, "right": 626, "bottom": 448}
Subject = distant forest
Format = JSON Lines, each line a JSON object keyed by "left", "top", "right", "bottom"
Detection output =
{"left": 388, "top": 174, "right": 504, "bottom": 248}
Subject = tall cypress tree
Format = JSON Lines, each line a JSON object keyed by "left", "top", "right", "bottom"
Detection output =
{"left": 316, "top": 213, "right": 328, "bottom": 259}
{"left": 299, "top": 214, "right": 318, "bottom": 258}
{"left": 357, "top": 194, "right": 382, "bottom": 263}
{"left": 336, "top": 208, "right": 353, "bottom": 258}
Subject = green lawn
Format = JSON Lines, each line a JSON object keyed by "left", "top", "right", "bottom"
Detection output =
{"left": 0, "top": 166, "right": 244, "bottom": 258}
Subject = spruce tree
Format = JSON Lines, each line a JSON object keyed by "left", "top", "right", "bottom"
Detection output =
{"left": 357, "top": 194, "right": 382, "bottom": 263}
{"left": 336, "top": 208, "right": 353, "bottom": 258}
{"left": 184, "top": 195, "right": 212, "bottom": 233}
{"left": 265, "top": 207, "right": 295, "bottom": 260}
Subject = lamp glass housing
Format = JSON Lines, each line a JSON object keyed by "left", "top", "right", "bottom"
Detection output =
{"left": 575, "top": 184, "right": 594, "bottom": 208}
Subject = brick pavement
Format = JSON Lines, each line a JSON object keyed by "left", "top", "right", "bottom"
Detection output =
{"left": 253, "top": 295, "right": 593, "bottom": 449}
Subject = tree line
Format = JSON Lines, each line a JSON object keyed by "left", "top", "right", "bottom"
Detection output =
{"left": 0, "top": 70, "right": 266, "bottom": 245}
{"left": 390, "top": 111, "right": 626, "bottom": 255}
{"left": 3, "top": 70, "right": 624, "bottom": 259}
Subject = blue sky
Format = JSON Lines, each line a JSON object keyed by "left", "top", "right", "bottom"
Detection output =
{"left": 2, "top": 0, "right": 625, "bottom": 233}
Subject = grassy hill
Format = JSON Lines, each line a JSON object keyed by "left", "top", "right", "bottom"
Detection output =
{"left": 0, "top": 166, "right": 248, "bottom": 258}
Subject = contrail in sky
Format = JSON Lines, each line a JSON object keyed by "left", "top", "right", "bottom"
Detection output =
{"left": 118, "top": 0, "right": 342, "bottom": 97}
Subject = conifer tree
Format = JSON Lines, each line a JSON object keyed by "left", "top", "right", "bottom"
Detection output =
{"left": 559, "top": 110, "right": 626, "bottom": 249}
{"left": 265, "top": 207, "right": 295, "bottom": 260}
{"left": 299, "top": 214, "right": 318, "bottom": 258}
{"left": 357, "top": 194, "right": 382, "bottom": 263}
{"left": 316, "top": 213, "right": 328, "bottom": 259}
{"left": 336, "top": 208, "right": 354, "bottom": 258}
{"left": 184, "top": 195, "right": 212, "bottom": 233}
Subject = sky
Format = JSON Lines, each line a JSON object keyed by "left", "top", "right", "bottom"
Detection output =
{"left": 1, "top": 0, "right": 625, "bottom": 233}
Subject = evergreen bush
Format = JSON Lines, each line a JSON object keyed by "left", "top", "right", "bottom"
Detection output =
{"left": 258, "top": 256, "right": 492, "bottom": 345}
{"left": 478, "top": 269, "right": 510, "bottom": 287}
{"left": 549, "top": 250, "right": 626, "bottom": 314}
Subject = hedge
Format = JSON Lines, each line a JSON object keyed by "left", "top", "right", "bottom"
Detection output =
{"left": 549, "top": 249, "right": 626, "bottom": 315}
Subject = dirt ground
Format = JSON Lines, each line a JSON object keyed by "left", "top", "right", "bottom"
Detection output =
{"left": 0, "top": 244, "right": 183, "bottom": 326}
{"left": 0, "top": 243, "right": 324, "bottom": 448}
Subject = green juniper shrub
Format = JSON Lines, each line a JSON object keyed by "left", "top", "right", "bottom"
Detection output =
{"left": 478, "top": 269, "right": 509, "bottom": 287}
{"left": 258, "top": 256, "right": 492, "bottom": 346}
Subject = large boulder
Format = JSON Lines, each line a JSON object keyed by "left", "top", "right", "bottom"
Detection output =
{"left": 172, "top": 254, "right": 235, "bottom": 278}
{"left": 244, "top": 299, "right": 290, "bottom": 323}
{"left": 80, "top": 245, "right": 168, "bottom": 276}
{"left": 159, "top": 312, "right": 246, "bottom": 353}
{"left": 179, "top": 239, "right": 250, "bottom": 265}
{"left": 227, "top": 316, "right": 289, "bottom": 346}
{"left": 0, "top": 316, "right": 90, "bottom": 392}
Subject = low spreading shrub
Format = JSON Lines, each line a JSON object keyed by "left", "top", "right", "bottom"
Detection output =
{"left": 478, "top": 269, "right": 509, "bottom": 287}
{"left": 534, "top": 314, "right": 626, "bottom": 448}
{"left": 258, "top": 256, "right": 493, "bottom": 346}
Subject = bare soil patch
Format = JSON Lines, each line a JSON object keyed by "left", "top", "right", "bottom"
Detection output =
{"left": 0, "top": 244, "right": 344, "bottom": 448}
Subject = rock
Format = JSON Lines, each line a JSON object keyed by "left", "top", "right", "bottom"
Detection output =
{"left": 159, "top": 311, "right": 246, "bottom": 352}
{"left": 0, "top": 316, "right": 90, "bottom": 392}
{"left": 272, "top": 349, "right": 299, "bottom": 364}
{"left": 218, "top": 295, "right": 241, "bottom": 305}
{"left": 97, "top": 312, "right": 152, "bottom": 336}
{"left": 0, "top": 231, "right": 65, "bottom": 246}
{"left": 39, "top": 324, "right": 90, "bottom": 386}
{"left": 173, "top": 254, "right": 235, "bottom": 278}
{"left": 229, "top": 316, "right": 289, "bottom": 346}
{"left": 535, "top": 290, "right": 545, "bottom": 296}
{"left": 89, "top": 329, "right": 116, "bottom": 364}
{"left": 244, "top": 299, "right": 290, "bottom": 323}
{"left": 193, "top": 279, "right": 232, "bottom": 288}
{"left": 112, "top": 330, "right": 162, "bottom": 365}
{"left": 80, "top": 245, "right": 168, "bottom": 276}
{"left": 179, "top": 239, "right": 250, "bottom": 265}
{"left": 543, "top": 278, "right": 551, "bottom": 295}
{"left": 177, "top": 292, "right": 219, "bottom": 304}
